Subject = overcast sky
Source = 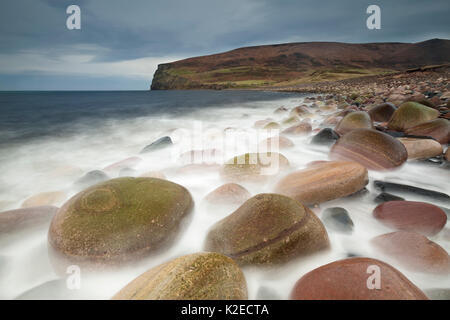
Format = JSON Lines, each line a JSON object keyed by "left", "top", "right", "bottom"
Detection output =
{"left": 0, "top": 0, "right": 449, "bottom": 90}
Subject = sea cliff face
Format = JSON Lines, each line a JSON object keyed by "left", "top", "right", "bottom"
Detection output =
{"left": 150, "top": 39, "right": 450, "bottom": 90}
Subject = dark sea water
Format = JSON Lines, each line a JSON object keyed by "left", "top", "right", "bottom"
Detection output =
{"left": 0, "top": 90, "right": 301, "bottom": 145}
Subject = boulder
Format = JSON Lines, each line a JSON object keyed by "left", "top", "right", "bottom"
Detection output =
{"left": 387, "top": 102, "right": 439, "bottom": 131}
{"left": 281, "top": 122, "right": 312, "bottom": 135}
{"left": 321, "top": 207, "right": 354, "bottom": 234}
{"left": 204, "top": 183, "right": 251, "bottom": 206}
{"left": 398, "top": 138, "right": 443, "bottom": 160}
{"left": 330, "top": 129, "right": 408, "bottom": 170}
{"left": 140, "top": 136, "right": 173, "bottom": 154}
{"left": 310, "top": 128, "right": 339, "bottom": 145}
{"left": 0, "top": 206, "right": 58, "bottom": 234}
{"left": 274, "top": 161, "right": 368, "bottom": 205}
{"left": 290, "top": 257, "right": 428, "bottom": 300}
{"left": 372, "top": 201, "right": 447, "bottom": 236}
{"left": 204, "top": 193, "right": 329, "bottom": 265}
{"left": 334, "top": 111, "right": 373, "bottom": 135}
{"left": 48, "top": 177, "right": 193, "bottom": 267}
{"left": 371, "top": 231, "right": 450, "bottom": 274}
{"left": 112, "top": 252, "right": 247, "bottom": 300}
{"left": 368, "top": 102, "right": 397, "bottom": 122}
{"left": 21, "top": 191, "right": 66, "bottom": 208}
{"left": 405, "top": 119, "right": 450, "bottom": 144}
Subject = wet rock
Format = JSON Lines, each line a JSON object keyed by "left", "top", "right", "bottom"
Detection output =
{"left": 446, "top": 148, "right": 449, "bottom": 161}
{"left": 334, "top": 111, "right": 373, "bottom": 135}
{"left": 373, "top": 201, "right": 447, "bottom": 236}
{"left": 387, "top": 102, "right": 440, "bottom": 131}
{"left": 0, "top": 206, "right": 58, "bottom": 234}
{"left": 140, "top": 136, "right": 173, "bottom": 154}
{"left": 281, "top": 116, "right": 300, "bottom": 126}
{"left": 281, "top": 122, "right": 312, "bottom": 135}
{"left": 373, "top": 180, "right": 450, "bottom": 204}
{"left": 321, "top": 207, "right": 354, "bottom": 234}
{"left": 398, "top": 138, "right": 443, "bottom": 160}
{"left": 204, "top": 183, "right": 251, "bottom": 206}
{"left": 21, "top": 191, "right": 66, "bottom": 208}
{"left": 371, "top": 231, "right": 450, "bottom": 274}
{"left": 15, "top": 279, "right": 84, "bottom": 300}
{"left": 75, "top": 170, "right": 109, "bottom": 188}
{"left": 48, "top": 177, "right": 193, "bottom": 267}
{"left": 374, "top": 192, "right": 404, "bottom": 204}
{"left": 204, "top": 193, "right": 329, "bottom": 265}
{"left": 330, "top": 129, "right": 408, "bottom": 170}
{"left": 221, "top": 153, "right": 289, "bottom": 183}
{"left": 274, "top": 106, "right": 288, "bottom": 113}
{"left": 289, "top": 257, "right": 428, "bottom": 300}
{"left": 254, "top": 119, "right": 273, "bottom": 128}
{"left": 259, "top": 136, "right": 294, "bottom": 151}
{"left": 310, "top": 128, "right": 339, "bottom": 145}
{"left": 290, "top": 106, "right": 312, "bottom": 117}
{"left": 368, "top": 102, "right": 397, "bottom": 122}
{"left": 405, "top": 118, "right": 450, "bottom": 144}
{"left": 112, "top": 252, "right": 247, "bottom": 300}
{"left": 274, "top": 161, "right": 368, "bottom": 205}
{"left": 424, "top": 288, "right": 450, "bottom": 300}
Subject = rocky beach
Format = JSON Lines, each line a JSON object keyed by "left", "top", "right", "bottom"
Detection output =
{"left": 0, "top": 63, "right": 449, "bottom": 300}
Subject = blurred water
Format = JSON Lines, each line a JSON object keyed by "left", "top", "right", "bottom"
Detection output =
{"left": 0, "top": 90, "right": 448, "bottom": 300}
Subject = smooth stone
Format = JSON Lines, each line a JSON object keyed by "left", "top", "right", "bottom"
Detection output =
{"left": 371, "top": 231, "right": 450, "bottom": 274}
{"left": 259, "top": 136, "right": 294, "bottom": 150}
{"left": 334, "top": 111, "right": 373, "bottom": 135}
{"left": 75, "top": 170, "right": 109, "bottom": 188}
{"left": 368, "top": 102, "right": 397, "bottom": 122}
{"left": 424, "top": 289, "right": 450, "bottom": 300}
{"left": 321, "top": 207, "right": 354, "bottom": 234}
{"left": 140, "top": 136, "right": 173, "bottom": 154}
{"left": 48, "top": 177, "right": 193, "bottom": 267}
{"left": 373, "top": 180, "right": 450, "bottom": 204}
{"left": 274, "top": 106, "right": 288, "bottom": 113}
{"left": 112, "top": 252, "right": 247, "bottom": 300}
{"left": 446, "top": 148, "right": 449, "bottom": 161}
{"left": 330, "top": 129, "right": 408, "bottom": 170}
{"left": 290, "top": 106, "right": 312, "bottom": 117}
{"left": 274, "top": 161, "right": 368, "bottom": 205}
{"left": 281, "top": 122, "right": 312, "bottom": 135}
{"left": 15, "top": 279, "right": 84, "bottom": 300}
{"left": 221, "top": 153, "right": 289, "bottom": 182}
{"left": 204, "top": 183, "right": 251, "bottom": 206}
{"left": 374, "top": 192, "right": 404, "bottom": 204}
{"left": 281, "top": 116, "right": 300, "bottom": 126}
{"left": 405, "top": 118, "right": 450, "bottom": 144}
{"left": 398, "top": 138, "right": 443, "bottom": 160}
{"left": 254, "top": 119, "right": 273, "bottom": 128}
{"left": 387, "top": 102, "right": 440, "bottom": 131}
{"left": 310, "top": 128, "right": 339, "bottom": 145}
{"left": 372, "top": 201, "right": 447, "bottom": 236}
{"left": 21, "top": 191, "right": 66, "bottom": 208}
{"left": 0, "top": 206, "right": 58, "bottom": 234}
{"left": 204, "top": 193, "right": 329, "bottom": 265}
{"left": 289, "top": 257, "right": 428, "bottom": 300}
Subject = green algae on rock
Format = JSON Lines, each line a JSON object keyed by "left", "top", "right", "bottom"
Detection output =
{"left": 48, "top": 177, "right": 193, "bottom": 267}
{"left": 112, "top": 252, "right": 247, "bottom": 300}
{"left": 387, "top": 102, "right": 439, "bottom": 131}
{"left": 204, "top": 193, "right": 329, "bottom": 265}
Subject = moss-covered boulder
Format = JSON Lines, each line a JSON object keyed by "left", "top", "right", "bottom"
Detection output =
{"left": 335, "top": 111, "right": 373, "bottom": 135}
{"left": 387, "top": 102, "right": 439, "bottom": 131}
{"left": 204, "top": 194, "right": 329, "bottom": 265}
{"left": 112, "top": 252, "right": 247, "bottom": 300}
{"left": 48, "top": 177, "right": 193, "bottom": 267}
{"left": 221, "top": 153, "right": 289, "bottom": 182}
